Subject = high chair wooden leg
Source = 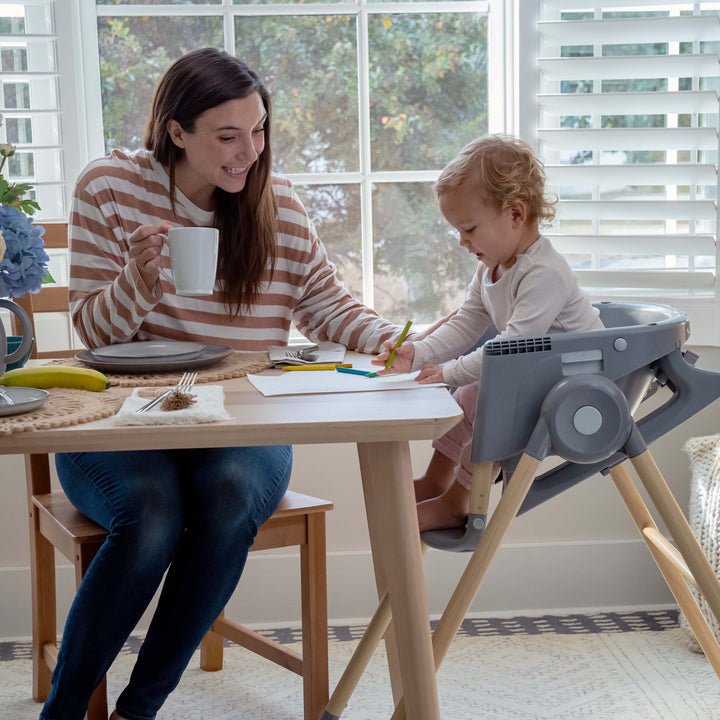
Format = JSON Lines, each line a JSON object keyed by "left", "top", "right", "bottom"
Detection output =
{"left": 390, "top": 452, "right": 542, "bottom": 720}
{"left": 630, "top": 451, "right": 720, "bottom": 629}
{"left": 610, "top": 463, "right": 720, "bottom": 677}
{"left": 469, "top": 462, "right": 495, "bottom": 517}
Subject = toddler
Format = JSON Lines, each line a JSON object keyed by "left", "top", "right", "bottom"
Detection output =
{"left": 373, "top": 135, "right": 603, "bottom": 532}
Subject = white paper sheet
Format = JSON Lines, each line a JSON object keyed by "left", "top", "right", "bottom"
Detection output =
{"left": 247, "top": 369, "right": 446, "bottom": 397}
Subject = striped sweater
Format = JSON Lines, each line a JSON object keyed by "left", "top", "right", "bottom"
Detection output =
{"left": 69, "top": 149, "right": 398, "bottom": 352}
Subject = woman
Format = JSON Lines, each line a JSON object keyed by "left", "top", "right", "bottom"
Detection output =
{"left": 42, "top": 48, "right": 399, "bottom": 720}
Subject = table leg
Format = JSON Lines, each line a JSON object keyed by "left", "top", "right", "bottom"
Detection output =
{"left": 357, "top": 441, "right": 440, "bottom": 720}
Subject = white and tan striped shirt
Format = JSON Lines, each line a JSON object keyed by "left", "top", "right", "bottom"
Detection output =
{"left": 69, "top": 149, "right": 398, "bottom": 352}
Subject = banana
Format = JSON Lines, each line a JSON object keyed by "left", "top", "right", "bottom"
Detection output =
{"left": 0, "top": 366, "right": 109, "bottom": 391}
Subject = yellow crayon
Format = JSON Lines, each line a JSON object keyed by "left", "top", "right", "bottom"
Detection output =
{"left": 283, "top": 363, "right": 352, "bottom": 371}
{"left": 384, "top": 321, "right": 413, "bottom": 370}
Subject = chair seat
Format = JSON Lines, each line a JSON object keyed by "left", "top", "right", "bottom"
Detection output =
{"left": 32, "top": 492, "right": 106, "bottom": 563}
{"left": 32, "top": 489, "right": 333, "bottom": 560}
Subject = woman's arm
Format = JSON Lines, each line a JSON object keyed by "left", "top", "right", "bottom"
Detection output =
{"left": 282, "top": 185, "right": 400, "bottom": 353}
{"left": 68, "top": 162, "right": 168, "bottom": 348}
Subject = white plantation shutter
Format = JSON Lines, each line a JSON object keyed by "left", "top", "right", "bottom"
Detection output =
{"left": 522, "top": 1, "right": 720, "bottom": 343}
{"left": 0, "top": 0, "right": 67, "bottom": 222}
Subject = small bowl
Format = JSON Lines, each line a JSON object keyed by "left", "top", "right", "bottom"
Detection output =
{"left": 5, "top": 335, "right": 35, "bottom": 370}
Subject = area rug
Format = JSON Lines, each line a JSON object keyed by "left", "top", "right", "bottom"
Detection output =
{"left": 1, "top": 618, "right": 718, "bottom": 719}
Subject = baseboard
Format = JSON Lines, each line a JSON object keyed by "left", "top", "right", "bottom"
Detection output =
{"left": 0, "top": 538, "right": 672, "bottom": 641}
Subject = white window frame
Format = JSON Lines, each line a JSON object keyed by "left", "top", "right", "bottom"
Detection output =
{"left": 62, "top": 0, "right": 500, "bottom": 313}
{"left": 36, "top": 0, "right": 720, "bottom": 345}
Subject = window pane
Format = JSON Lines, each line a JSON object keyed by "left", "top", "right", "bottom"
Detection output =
{"left": 237, "top": 0, "right": 345, "bottom": 5}
{"left": 369, "top": 13, "right": 487, "bottom": 171}
{"left": 98, "top": 17, "right": 224, "bottom": 151}
{"left": 3, "top": 83, "right": 29, "bottom": 110}
{"left": 373, "top": 182, "right": 472, "bottom": 324}
{"left": 235, "top": 16, "right": 358, "bottom": 174}
{"left": 294, "top": 184, "right": 362, "bottom": 299}
{"left": 98, "top": 0, "right": 220, "bottom": 5}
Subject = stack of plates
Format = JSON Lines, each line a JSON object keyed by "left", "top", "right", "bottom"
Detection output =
{"left": 76, "top": 340, "right": 232, "bottom": 373}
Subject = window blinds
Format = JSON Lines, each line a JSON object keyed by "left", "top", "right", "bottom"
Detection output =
{"left": 0, "top": 1, "right": 64, "bottom": 222}
{"left": 532, "top": 1, "right": 719, "bottom": 302}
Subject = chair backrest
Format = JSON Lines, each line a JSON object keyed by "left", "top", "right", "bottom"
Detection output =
{"left": 12, "top": 222, "right": 75, "bottom": 358}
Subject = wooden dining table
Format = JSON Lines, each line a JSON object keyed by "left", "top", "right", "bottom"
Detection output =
{"left": 0, "top": 353, "right": 462, "bottom": 720}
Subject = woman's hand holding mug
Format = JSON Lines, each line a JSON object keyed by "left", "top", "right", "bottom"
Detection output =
{"left": 130, "top": 224, "right": 219, "bottom": 296}
{"left": 129, "top": 223, "right": 172, "bottom": 290}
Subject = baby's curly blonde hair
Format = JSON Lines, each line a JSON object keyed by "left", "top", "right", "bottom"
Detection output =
{"left": 434, "top": 135, "right": 557, "bottom": 228}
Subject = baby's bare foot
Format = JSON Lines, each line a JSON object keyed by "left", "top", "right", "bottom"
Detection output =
{"left": 417, "top": 480, "right": 470, "bottom": 532}
{"left": 414, "top": 474, "right": 445, "bottom": 503}
{"left": 414, "top": 451, "right": 457, "bottom": 502}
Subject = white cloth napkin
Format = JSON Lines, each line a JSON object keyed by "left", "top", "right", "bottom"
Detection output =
{"left": 114, "top": 385, "right": 231, "bottom": 426}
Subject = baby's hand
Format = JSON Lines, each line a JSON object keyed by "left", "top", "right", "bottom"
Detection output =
{"left": 371, "top": 341, "right": 415, "bottom": 374}
{"left": 416, "top": 364, "right": 444, "bottom": 384}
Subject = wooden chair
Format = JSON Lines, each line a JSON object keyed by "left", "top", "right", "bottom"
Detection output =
{"left": 14, "top": 222, "right": 77, "bottom": 359}
{"left": 19, "top": 223, "right": 334, "bottom": 720}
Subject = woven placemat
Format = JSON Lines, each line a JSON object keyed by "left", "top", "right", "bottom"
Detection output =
{"left": 0, "top": 353, "right": 269, "bottom": 434}
{"left": 0, "top": 387, "right": 127, "bottom": 436}
{"left": 48, "top": 352, "right": 269, "bottom": 387}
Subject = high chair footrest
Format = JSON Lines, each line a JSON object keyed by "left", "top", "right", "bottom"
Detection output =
{"left": 421, "top": 513, "right": 487, "bottom": 552}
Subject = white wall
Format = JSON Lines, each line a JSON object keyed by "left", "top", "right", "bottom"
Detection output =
{"left": 1, "top": 346, "right": 719, "bottom": 641}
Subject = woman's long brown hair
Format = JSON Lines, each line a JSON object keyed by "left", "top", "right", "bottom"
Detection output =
{"left": 145, "top": 48, "right": 277, "bottom": 316}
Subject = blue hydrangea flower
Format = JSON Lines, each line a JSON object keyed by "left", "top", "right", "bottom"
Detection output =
{"left": 0, "top": 204, "right": 49, "bottom": 298}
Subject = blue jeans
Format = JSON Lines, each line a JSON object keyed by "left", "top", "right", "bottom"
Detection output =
{"left": 40, "top": 444, "right": 292, "bottom": 720}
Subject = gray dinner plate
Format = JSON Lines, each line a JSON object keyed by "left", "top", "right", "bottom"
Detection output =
{"left": 0, "top": 387, "right": 50, "bottom": 417}
{"left": 90, "top": 340, "right": 205, "bottom": 360}
{"left": 76, "top": 343, "right": 233, "bottom": 373}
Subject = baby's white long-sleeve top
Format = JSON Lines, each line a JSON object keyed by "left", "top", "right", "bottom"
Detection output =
{"left": 411, "top": 236, "right": 603, "bottom": 387}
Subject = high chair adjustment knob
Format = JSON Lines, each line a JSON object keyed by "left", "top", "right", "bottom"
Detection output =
{"left": 540, "top": 374, "right": 633, "bottom": 464}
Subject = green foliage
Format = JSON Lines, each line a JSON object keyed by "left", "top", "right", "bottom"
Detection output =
{"left": 98, "top": 12, "right": 488, "bottom": 323}
{"left": 99, "top": 16, "right": 223, "bottom": 151}
{"left": 0, "top": 182, "right": 39, "bottom": 216}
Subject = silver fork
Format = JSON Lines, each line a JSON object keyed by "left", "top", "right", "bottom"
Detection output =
{"left": 0, "top": 388, "right": 15, "bottom": 406}
{"left": 285, "top": 345, "right": 319, "bottom": 362}
{"left": 135, "top": 372, "right": 198, "bottom": 414}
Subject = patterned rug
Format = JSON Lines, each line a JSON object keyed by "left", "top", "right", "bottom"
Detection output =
{"left": 2, "top": 611, "right": 719, "bottom": 720}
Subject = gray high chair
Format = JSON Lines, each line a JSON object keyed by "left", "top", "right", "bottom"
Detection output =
{"left": 321, "top": 301, "right": 720, "bottom": 720}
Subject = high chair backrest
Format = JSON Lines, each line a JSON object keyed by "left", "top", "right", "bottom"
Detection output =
{"left": 471, "top": 300, "right": 720, "bottom": 516}
{"left": 473, "top": 301, "right": 690, "bottom": 465}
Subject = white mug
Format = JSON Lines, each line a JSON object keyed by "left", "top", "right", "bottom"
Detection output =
{"left": 159, "top": 227, "right": 219, "bottom": 296}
